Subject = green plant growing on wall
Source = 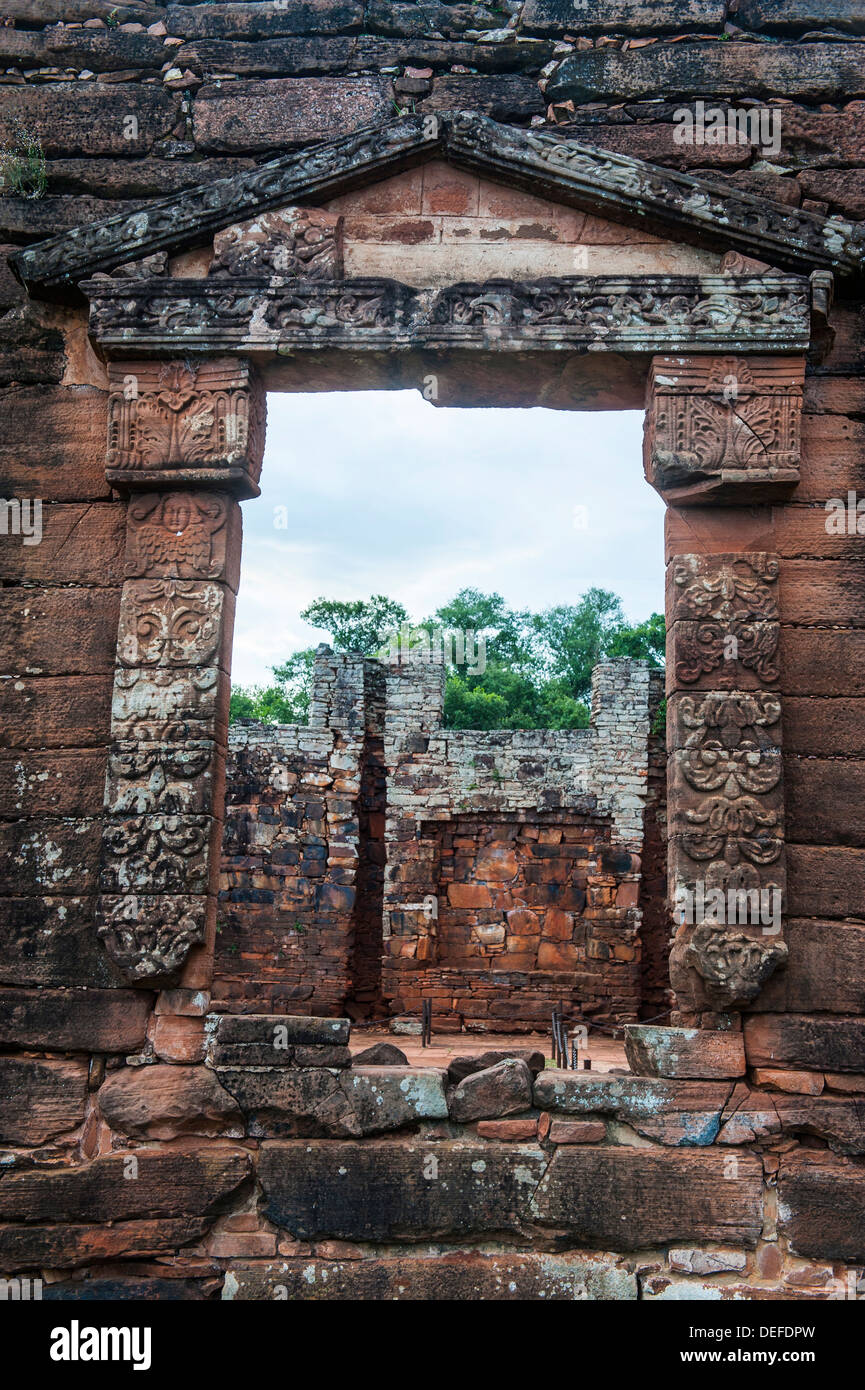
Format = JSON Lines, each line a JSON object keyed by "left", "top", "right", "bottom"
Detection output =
{"left": 651, "top": 697, "right": 667, "bottom": 738}
{"left": 0, "top": 125, "right": 47, "bottom": 201}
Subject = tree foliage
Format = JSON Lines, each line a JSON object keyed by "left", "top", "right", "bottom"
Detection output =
{"left": 230, "top": 587, "right": 664, "bottom": 730}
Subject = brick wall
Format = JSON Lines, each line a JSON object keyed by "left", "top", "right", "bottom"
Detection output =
{"left": 216, "top": 651, "right": 654, "bottom": 1029}
{"left": 382, "top": 656, "right": 652, "bottom": 1028}
{"left": 215, "top": 648, "right": 368, "bottom": 1015}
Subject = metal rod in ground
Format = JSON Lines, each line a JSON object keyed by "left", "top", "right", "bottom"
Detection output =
{"left": 550, "top": 1009, "right": 558, "bottom": 1062}
{"left": 571, "top": 1038, "right": 578, "bottom": 1069}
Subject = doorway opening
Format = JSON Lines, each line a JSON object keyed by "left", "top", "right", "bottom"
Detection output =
{"left": 215, "top": 390, "right": 667, "bottom": 1054}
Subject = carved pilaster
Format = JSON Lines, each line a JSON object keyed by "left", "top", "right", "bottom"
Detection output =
{"left": 96, "top": 485, "right": 241, "bottom": 986}
{"left": 666, "top": 554, "right": 788, "bottom": 1014}
{"left": 106, "top": 359, "right": 265, "bottom": 499}
{"left": 645, "top": 355, "right": 804, "bottom": 506}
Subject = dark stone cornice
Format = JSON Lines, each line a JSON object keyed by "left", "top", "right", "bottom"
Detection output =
{"left": 11, "top": 112, "right": 865, "bottom": 302}
{"left": 84, "top": 272, "right": 814, "bottom": 357}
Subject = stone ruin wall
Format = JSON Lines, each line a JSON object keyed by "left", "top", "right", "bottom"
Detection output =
{"left": 381, "top": 655, "right": 655, "bottom": 1030}
{"left": 217, "top": 649, "right": 664, "bottom": 1032}
{"left": 1, "top": 0, "right": 865, "bottom": 1301}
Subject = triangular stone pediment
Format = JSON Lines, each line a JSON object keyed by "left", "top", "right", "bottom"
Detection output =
{"left": 11, "top": 111, "right": 865, "bottom": 301}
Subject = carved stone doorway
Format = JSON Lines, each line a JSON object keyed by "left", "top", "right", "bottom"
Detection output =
{"left": 12, "top": 111, "right": 846, "bottom": 1026}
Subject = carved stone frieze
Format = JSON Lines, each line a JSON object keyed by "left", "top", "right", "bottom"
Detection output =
{"left": 99, "top": 814, "right": 215, "bottom": 895}
{"left": 668, "top": 553, "right": 780, "bottom": 690}
{"left": 644, "top": 354, "right": 804, "bottom": 505}
{"left": 95, "top": 893, "right": 209, "bottom": 983}
{"left": 666, "top": 602, "right": 788, "bottom": 1011}
{"left": 125, "top": 491, "right": 241, "bottom": 589}
{"left": 105, "top": 740, "right": 219, "bottom": 816}
{"left": 111, "top": 666, "right": 227, "bottom": 743}
{"left": 210, "top": 205, "right": 342, "bottom": 280}
{"left": 116, "top": 579, "right": 232, "bottom": 670}
{"left": 99, "top": 496, "right": 236, "bottom": 982}
{"left": 106, "top": 359, "right": 265, "bottom": 499}
{"left": 85, "top": 274, "right": 814, "bottom": 356}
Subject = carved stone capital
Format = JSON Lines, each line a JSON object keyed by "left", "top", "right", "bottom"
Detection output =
{"left": 645, "top": 354, "right": 804, "bottom": 505}
{"left": 106, "top": 358, "right": 265, "bottom": 499}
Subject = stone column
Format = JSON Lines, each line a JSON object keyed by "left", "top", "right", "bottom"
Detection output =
{"left": 95, "top": 359, "right": 264, "bottom": 999}
{"left": 645, "top": 354, "right": 803, "bottom": 1021}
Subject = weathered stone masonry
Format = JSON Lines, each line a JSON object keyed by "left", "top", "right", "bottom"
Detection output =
{"left": 2, "top": 0, "right": 865, "bottom": 1301}
{"left": 217, "top": 650, "right": 658, "bottom": 1030}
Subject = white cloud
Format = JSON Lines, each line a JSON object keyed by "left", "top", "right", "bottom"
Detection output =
{"left": 232, "top": 391, "right": 663, "bottom": 686}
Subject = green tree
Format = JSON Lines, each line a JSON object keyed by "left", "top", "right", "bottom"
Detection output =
{"left": 605, "top": 610, "right": 666, "bottom": 667}
{"left": 443, "top": 676, "right": 512, "bottom": 730}
{"left": 230, "top": 648, "right": 315, "bottom": 726}
{"left": 301, "top": 594, "right": 408, "bottom": 653}
{"left": 231, "top": 588, "right": 664, "bottom": 731}
{"left": 426, "top": 588, "right": 532, "bottom": 670}
{"left": 532, "top": 587, "right": 625, "bottom": 699}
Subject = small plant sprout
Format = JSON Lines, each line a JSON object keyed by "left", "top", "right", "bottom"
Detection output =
{"left": 0, "top": 124, "right": 47, "bottom": 201}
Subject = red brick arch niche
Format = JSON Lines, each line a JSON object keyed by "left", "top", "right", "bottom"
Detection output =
{"left": 13, "top": 112, "right": 847, "bottom": 1025}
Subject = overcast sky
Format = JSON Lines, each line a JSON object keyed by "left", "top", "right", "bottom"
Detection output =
{"left": 232, "top": 391, "right": 664, "bottom": 687}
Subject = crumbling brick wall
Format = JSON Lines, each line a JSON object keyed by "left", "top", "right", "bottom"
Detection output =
{"left": 215, "top": 648, "right": 368, "bottom": 1016}
{"left": 382, "top": 657, "right": 652, "bottom": 1029}
{"left": 217, "top": 652, "right": 653, "bottom": 1030}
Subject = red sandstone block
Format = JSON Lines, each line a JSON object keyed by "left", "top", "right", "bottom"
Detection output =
{"left": 751, "top": 1068, "right": 824, "bottom": 1095}
{"left": 477, "top": 1119, "right": 538, "bottom": 1141}
{"left": 0, "top": 986, "right": 151, "bottom": 1053}
{"left": 779, "top": 1152, "right": 865, "bottom": 1262}
{"left": 208, "top": 1231, "right": 278, "bottom": 1258}
{"left": 745, "top": 1014, "right": 865, "bottom": 1073}
{"left": 421, "top": 161, "right": 479, "bottom": 216}
{"left": 152, "top": 1015, "right": 206, "bottom": 1064}
{"left": 447, "top": 883, "right": 492, "bottom": 908}
{"left": 193, "top": 77, "right": 392, "bottom": 154}
{"left": 327, "top": 167, "right": 424, "bottom": 217}
{"left": 0, "top": 1056, "right": 87, "bottom": 1146}
{"left": 548, "top": 1120, "right": 607, "bottom": 1144}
